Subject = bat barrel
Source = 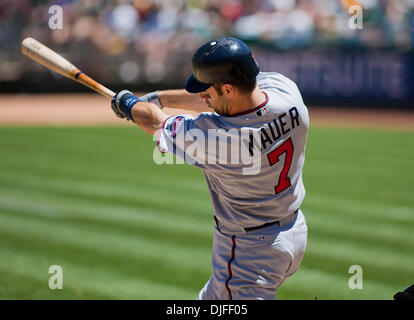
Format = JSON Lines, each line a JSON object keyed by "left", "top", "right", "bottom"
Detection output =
{"left": 21, "top": 37, "right": 115, "bottom": 99}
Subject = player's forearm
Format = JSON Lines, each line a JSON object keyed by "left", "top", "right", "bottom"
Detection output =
{"left": 111, "top": 90, "right": 169, "bottom": 135}
{"left": 131, "top": 102, "right": 168, "bottom": 135}
{"left": 157, "top": 89, "right": 212, "bottom": 113}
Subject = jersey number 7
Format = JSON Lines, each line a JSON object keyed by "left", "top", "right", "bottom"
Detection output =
{"left": 267, "top": 138, "right": 294, "bottom": 194}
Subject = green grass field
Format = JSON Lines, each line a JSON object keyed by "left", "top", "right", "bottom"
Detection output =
{"left": 0, "top": 126, "right": 413, "bottom": 300}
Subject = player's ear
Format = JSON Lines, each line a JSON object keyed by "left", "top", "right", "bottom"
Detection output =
{"left": 222, "top": 83, "right": 235, "bottom": 98}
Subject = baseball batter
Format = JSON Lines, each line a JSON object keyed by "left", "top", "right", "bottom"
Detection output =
{"left": 111, "top": 37, "right": 309, "bottom": 300}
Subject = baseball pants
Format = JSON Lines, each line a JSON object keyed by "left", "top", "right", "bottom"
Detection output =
{"left": 197, "top": 209, "right": 307, "bottom": 300}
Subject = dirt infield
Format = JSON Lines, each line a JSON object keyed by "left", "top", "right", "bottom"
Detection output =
{"left": 0, "top": 94, "right": 413, "bottom": 130}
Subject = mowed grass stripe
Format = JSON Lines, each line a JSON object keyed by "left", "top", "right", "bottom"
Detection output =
{"left": 0, "top": 146, "right": 205, "bottom": 191}
{"left": 0, "top": 267, "right": 112, "bottom": 299}
{"left": 278, "top": 266, "right": 400, "bottom": 300}
{"left": 0, "top": 247, "right": 197, "bottom": 299}
{"left": 304, "top": 205, "right": 414, "bottom": 232}
{"left": 304, "top": 129, "right": 414, "bottom": 208}
{"left": 305, "top": 194, "right": 414, "bottom": 222}
{"left": 307, "top": 127, "right": 414, "bottom": 155}
{"left": 303, "top": 236, "right": 414, "bottom": 284}
{"left": 305, "top": 143, "right": 413, "bottom": 167}
{"left": 0, "top": 158, "right": 207, "bottom": 192}
{"left": 304, "top": 192, "right": 414, "bottom": 222}
{"left": 0, "top": 126, "right": 205, "bottom": 185}
{"left": 303, "top": 166, "right": 412, "bottom": 202}
{"left": 0, "top": 210, "right": 211, "bottom": 290}
{"left": 0, "top": 231, "right": 203, "bottom": 299}
{"left": 305, "top": 129, "right": 414, "bottom": 181}
{"left": 305, "top": 160, "right": 412, "bottom": 182}
{"left": 0, "top": 208, "right": 211, "bottom": 272}
{"left": 0, "top": 172, "right": 212, "bottom": 221}
{"left": 304, "top": 198, "right": 414, "bottom": 233}
{"left": 304, "top": 143, "right": 414, "bottom": 171}
{"left": 0, "top": 189, "right": 212, "bottom": 236}
{"left": 0, "top": 200, "right": 212, "bottom": 251}
{"left": 0, "top": 126, "right": 139, "bottom": 148}
{"left": 306, "top": 216, "right": 414, "bottom": 256}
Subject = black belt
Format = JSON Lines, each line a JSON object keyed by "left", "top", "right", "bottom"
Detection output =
{"left": 244, "top": 220, "right": 279, "bottom": 232}
{"left": 214, "top": 209, "right": 298, "bottom": 233}
{"left": 214, "top": 216, "right": 279, "bottom": 233}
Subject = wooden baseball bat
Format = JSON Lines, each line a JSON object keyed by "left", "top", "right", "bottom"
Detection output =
{"left": 21, "top": 37, "right": 115, "bottom": 99}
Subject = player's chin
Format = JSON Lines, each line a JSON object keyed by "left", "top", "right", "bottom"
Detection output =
{"left": 206, "top": 100, "right": 215, "bottom": 110}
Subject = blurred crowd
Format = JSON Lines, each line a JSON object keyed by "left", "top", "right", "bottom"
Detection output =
{"left": 1, "top": 0, "right": 414, "bottom": 85}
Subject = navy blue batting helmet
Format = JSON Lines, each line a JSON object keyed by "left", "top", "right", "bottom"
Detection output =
{"left": 185, "top": 37, "right": 260, "bottom": 93}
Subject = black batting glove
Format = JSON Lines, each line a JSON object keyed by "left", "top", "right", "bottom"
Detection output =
{"left": 111, "top": 90, "right": 141, "bottom": 121}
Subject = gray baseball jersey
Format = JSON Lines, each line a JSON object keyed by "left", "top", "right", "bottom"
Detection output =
{"left": 157, "top": 71, "right": 309, "bottom": 299}
{"left": 158, "top": 72, "right": 309, "bottom": 234}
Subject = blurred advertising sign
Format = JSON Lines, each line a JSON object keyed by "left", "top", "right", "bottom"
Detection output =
{"left": 253, "top": 48, "right": 413, "bottom": 108}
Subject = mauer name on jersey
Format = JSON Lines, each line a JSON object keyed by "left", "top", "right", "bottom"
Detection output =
{"left": 248, "top": 106, "right": 300, "bottom": 156}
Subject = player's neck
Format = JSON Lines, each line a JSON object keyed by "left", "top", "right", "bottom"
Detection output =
{"left": 227, "top": 87, "right": 266, "bottom": 116}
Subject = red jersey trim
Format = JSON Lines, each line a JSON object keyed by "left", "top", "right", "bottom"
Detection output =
{"left": 225, "top": 235, "right": 236, "bottom": 300}
{"left": 229, "top": 91, "right": 269, "bottom": 117}
{"left": 156, "top": 116, "right": 174, "bottom": 153}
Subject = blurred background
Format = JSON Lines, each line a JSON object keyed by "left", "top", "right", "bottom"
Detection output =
{"left": 1, "top": 0, "right": 414, "bottom": 107}
{"left": 0, "top": 0, "right": 413, "bottom": 300}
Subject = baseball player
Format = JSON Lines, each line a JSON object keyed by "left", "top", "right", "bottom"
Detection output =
{"left": 111, "top": 37, "right": 309, "bottom": 300}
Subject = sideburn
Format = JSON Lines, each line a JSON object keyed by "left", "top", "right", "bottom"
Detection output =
{"left": 213, "top": 83, "right": 224, "bottom": 96}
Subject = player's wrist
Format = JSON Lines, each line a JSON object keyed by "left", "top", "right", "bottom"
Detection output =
{"left": 112, "top": 90, "right": 141, "bottom": 121}
{"left": 140, "top": 91, "right": 164, "bottom": 109}
{"left": 119, "top": 92, "right": 140, "bottom": 121}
